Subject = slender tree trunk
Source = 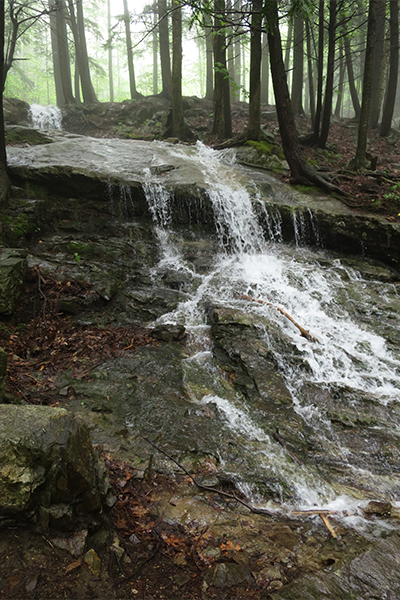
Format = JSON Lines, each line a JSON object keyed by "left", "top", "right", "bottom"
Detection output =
{"left": 369, "top": 0, "right": 386, "bottom": 128}
{"left": 153, "top": 4, "right": 158, "bottom": 95}
{"left": 123, "top": 0, "right": 140, "bottom": 99}
{"left": 349, "top": 0, "right": 377, "bottom": 170}
{"left": 334, "top": 44, "right": 344, "bottom": 116}
{"left": 343, "top": 28, "right": 361, "bottom": 118}
{"left": 313, "top": 0, "right": 324, "bottom": 140}
{"left": 0, "top": 0, "right": 9, "bottom": 205}
{"left": 380, "top": 0, "right": 399, "bottom": 136}
{"left": 246, "top": 0, "right": 262, "bottom": 138}
{"left": 205, "top": 12, "right": 214, "bottom": 100}
{"left": 107, "top": 0, "right": 114, "bottom": 102}
{"left": 212, "top": 0, "right": 232, "bottom": 140}
{"left": 261, "top": 32, "right": 269, "bottom": 104}
{"left": 234, "top": 0, "right": 241, "bottom": 100}
{"left": 305, "top": 18, "right": 315, "bottom": 127}
{"left": 158, "top": 0, "right": 172, "bottom": 99}
{"left": 73, "top": 0, "right": 97, "bottom": 103}
{"left": 265, "top": 0, "right": 311, "bottom": 182}
{"left": 49, "top": 0, "right": 66, "bottom": 106}
{"left": 171, "top": 0, "right": 184, "bottom": 136}
{"left": 319, "top": 0, "right": 337, "bottom": 148}
{"left": 291, "top": 14, "right": 304, "bottom": 115}
{"left": 55, "top": 0, "right": 75, "bottom": 104}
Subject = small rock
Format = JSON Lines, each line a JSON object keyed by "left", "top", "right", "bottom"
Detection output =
{"left": 150, "top": 323, "right": 186, "bottom": 342}
{"left": 84, "top": 548, "right": 101, "bottom": 576}
{"left": 363, "top": 501, "right": 392, "bottom": 517}
{"left": 205, "top": 562, "right": 252, "bottom": 588}
{"left": 51, "top": 529, "right": 88, "bottom": 557}
{"left": 129, "top": 533, "right": 141, "bottom": 545}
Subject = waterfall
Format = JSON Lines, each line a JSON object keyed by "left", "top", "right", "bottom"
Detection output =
{"left": 28, "top": 104, "right": 63, "bottom": 130}
{"left": 140, "top": 143, "right": 400, "bottom": 517}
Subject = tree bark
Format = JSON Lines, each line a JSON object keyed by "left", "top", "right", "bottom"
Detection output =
{"left": 212, "top": 0, "right": 232, "bottom": 140}
{"left": 334, "top": 44, "right": 345, "bottom": 116}
{"left": 49, "top": 0, "right": 66, "bottom": 106}
{"left": 261, "top": 31, "right": 269, "bottom": 104}
{"left": 343, "top": 27, "right": 361, "bottom": 119}
{"left": 369, "top": 0, "right": 387, "bottom": 128}
{"left": 158, "top": 0, "right": 172, "bottom": 99}
{"left": 153, "top": 3, "right": 158, "bottom": 95}
{"left": 318, "top": 0, "right": 337, "bottom": 148}
{"left": 234, "top": 0, "right": 241, "bottom": 100}
{"left": 305, "top": 18, "right": 315, "bottom": 127}
{"left": 380, "top": 0, "right": 399, "bottom": 136}
{"left": 55, "top": 0, "right": 75, "bottom": 105}
{"left": 66, "top": 0, "right": 97, "bottom": 104}
{"left": 171, "top": 0, "right": 184, "bottom": 136}
{"left": 349, "top": 0, "right": 377, "bottom": 170}
{"left": 205, "top": 12, "right": 214, "bottom": 100}
{"left": 313, "top": 0, "right": 324, "bottom": 140}
{"left": 123, "top": 0, "right": 140, "bottom": 99}
{"left": 291, "top": 14, "right": 304, "bottom": 116}
{"left": 246, "top": 0, "right": 262, "bottom": 139}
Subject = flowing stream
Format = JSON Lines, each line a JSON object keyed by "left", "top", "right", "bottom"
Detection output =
{"left": 139, "top": 142, "right": 400, "bottom": 522}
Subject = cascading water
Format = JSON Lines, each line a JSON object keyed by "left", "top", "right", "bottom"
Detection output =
{"left": 140, "top": 142, "right": 400, "bottom": 522}
{"left": 28, "top": 104, "right": 63, "bottom": 129}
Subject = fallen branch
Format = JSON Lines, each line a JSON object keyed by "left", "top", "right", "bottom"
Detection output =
{"left": 143, "top": 437, "right": 275, "bottom": 517}
{"left": 320, "top": 514, "right": 338, "bottom": 538}
{"left": 238, "top": 294, "right": 319, "bottom": 343}
{"left": 272, "top": 432, "right": 303, "bottom": 465}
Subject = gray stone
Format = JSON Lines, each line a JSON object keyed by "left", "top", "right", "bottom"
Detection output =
{"left": 272, "top": 533, "right": 400, "bottom": 600}
{"left": 3, "top": 98, "right": 30, "bottom": 125}
{"left": 0, "top": 405, "right": 108, "bottom": 528}
{"left": 0, "top": 248, "right": 27, "bottom": 315}
{"left": 150, "top": 323, "right": 186, "bottom": 342}
{"left": 205, "top": 562, "right": 253, "bottom": 588}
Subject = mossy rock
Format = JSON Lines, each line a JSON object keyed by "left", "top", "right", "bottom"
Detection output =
{"left": 0, "top": 248, "right": 27, "bottom": 315}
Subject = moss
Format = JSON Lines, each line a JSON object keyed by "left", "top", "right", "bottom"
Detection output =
{"left": 0, "top": 213, "right": 36, "bottom": 246}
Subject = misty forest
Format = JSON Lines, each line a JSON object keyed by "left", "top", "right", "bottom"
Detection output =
{"left": 0, "top": 1, "right": 400, "bottom": 599}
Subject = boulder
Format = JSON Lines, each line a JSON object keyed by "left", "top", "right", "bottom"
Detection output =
{"left": 0, "top": 405, "right": 109, "bottom": 530}
{"left": 0, "top": 248, "right": 27, "bottom": 315}
{"left": 3, "top": 97, "right": 30, "bottom": 125}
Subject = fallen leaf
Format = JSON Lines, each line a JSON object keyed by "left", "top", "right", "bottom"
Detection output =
{"left": 220, "top": 540, "right": 241, "bottom": 552}
{"left": 65, "top": 558, "right": 82, "bottom": 574}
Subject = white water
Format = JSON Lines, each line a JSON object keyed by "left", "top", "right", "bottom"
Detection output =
{"left": 29, "top": 104, "right": 63, "bottom": 130}
{"left": 144, "top": 142, "right": 400, "bottom": 517}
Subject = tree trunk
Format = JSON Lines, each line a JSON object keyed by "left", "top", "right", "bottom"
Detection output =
{"left": 380, "top": 0, "right": 399, "bottom": 136}
{"left": 265, "top": 0, "right": 311, "bottom": 182}
{"left": 291, "top": 14, "right": 304, "bottom": 116}
{"left": 171, "top": 0, "right": 184, "bottom": 136}
{"left": 305, "top": 18, "right": 315, "bottom": 127}
{"left": 212, "top": 0, "right": 232, "bottom": 140}
{"left": 158, "top": 0, "right": 172, "bottom": 99}
{"left": 261, "top": 32, "right": 269, "bottom": 104}
{"left": 318, "top": 0, "right": 337, "bottom": 148}
{"left": 343, "top": 27, "right": 361, "bottom": 118}
{"left": 0, "top": 0, "right": 9, "bottom": 205}
{"left": 246, "top": 0, "right": 263, "bottom": 139}
{"left": 369, "top": 0, "right": 387, "bottom": 128}
{"left": 334, "top": 44, "right": 344, "bottom": 116}
{"left": 205, "top": 12, "right": 214, "bottom": 100}
{"left": 107, "top": 0, "right": 114, "bottom": 102}
{"left": 49, "top": 0, "right": 66, "bottom": 106}
{"left": 234, "top": 0, "right": 241, "bottom": 100}
{"left": 123, "top": 0, "right": 140, "bottom": 99}
{"left": 67, "top": 0, "right": 97, "bottom": 103}
{"left": 349, "top": 0, "right": 377, "bottom": 170}
{"left": 313, "top": 0, "right": 324, "bottom": 140}
{"left": 55, "top": 0, "right": 75, "bottom": 105}
{"left": 153, "top": 3, "right": 158, "bottom": 95}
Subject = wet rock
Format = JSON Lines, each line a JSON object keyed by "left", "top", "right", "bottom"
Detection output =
{"left": 0, "top": 248, "right": 27, "bottom": 315}
{"left": 5, "top": 125, "right": 53, "bottom": 145}
{"left": 204, "top": 562, "right": 253, "bottom": 588}
{"left": 0, "top": 405, "right": 108, "bottom": 528}
{"left": 363, "top": 501, "right": 393, "bottom": 517}
{"left": 272, "top": 533, "right": 400, "bottom": 600}
{"left": 150, "top": 323, "right": 186, "bottom": 342}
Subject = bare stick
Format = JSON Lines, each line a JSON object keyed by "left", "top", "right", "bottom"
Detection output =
{"left": 239, "top": 294, "right": 318, "bottom": 343}
{"left": 272, "top": 432, "right": 303, "bottom": 465}
{"left": 143, "top": 437, "right": 274, "bottom": 517}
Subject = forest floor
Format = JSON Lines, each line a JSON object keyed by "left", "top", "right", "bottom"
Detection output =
{"left": 2, "top": 100, "right": 400, "bottom": 599}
